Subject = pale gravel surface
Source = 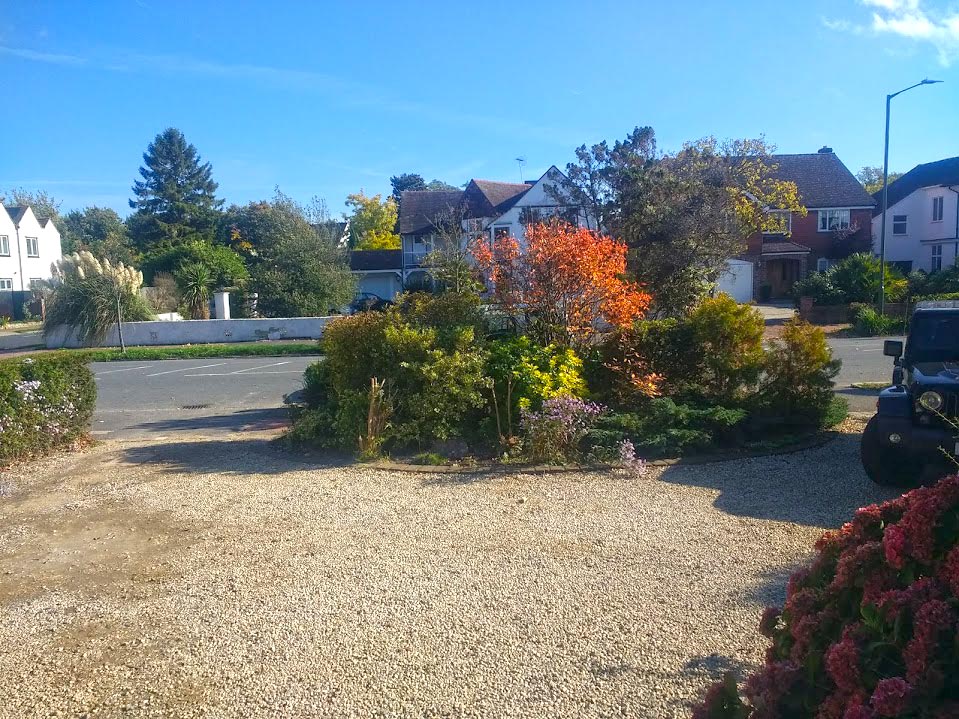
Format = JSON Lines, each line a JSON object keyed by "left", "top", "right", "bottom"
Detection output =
{"left": 0, "top": 423, "right": 897, "bottom": 718}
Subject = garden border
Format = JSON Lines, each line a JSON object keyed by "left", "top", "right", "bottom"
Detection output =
{"left": 363, "top": 430, "right": 839, "bottom": 475}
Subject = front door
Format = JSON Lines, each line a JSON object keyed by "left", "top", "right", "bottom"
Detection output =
{"left": 766, "top": 258, "right": 802, "bottom": 298}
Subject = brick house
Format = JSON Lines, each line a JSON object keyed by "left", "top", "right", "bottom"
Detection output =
{"left": 741, "top": 148, "right": 875, "bottom": 300}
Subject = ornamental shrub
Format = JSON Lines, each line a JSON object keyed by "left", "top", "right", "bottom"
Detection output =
{"left": 520, "top": 396, "right": 604, "bottom": 463}
{"left": 759, "top": 318, "right": 840, "bottom": 427}
{"left": 694, "top": 474, "right": 959, "bottom": 719}
{"left": 853, "top": 305, "right": 902, "bottom": 337}
{"left": 792, "top": 270, "right": 846, "bottom": 306}
{"left": 486, "top": 336, "right": 588, "bottom": 439}
{"left": 0, "top": 354, "right": 96, "bottom": 465}
{"left": 295, "top": 310, "right": 487, "bottom": 452}
{"left": 395, "top": 291, "right": 485, "bottom": 338}
{"left": 584, "top": 399, "right": 747, "bottom": 459}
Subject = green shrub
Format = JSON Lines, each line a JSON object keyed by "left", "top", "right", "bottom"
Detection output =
{"left": 396, "top": 291, "right": 485, "bottom": 338}
{"left": 141, "top": 240, "right": 249, "bottom": 288}
{"left": 486, "top": 336, "right": 587, "bottom": 438}
{"left": 0, "top": 355, "right": 96, "bottom": 465}
{"left": 791, "top": 270, "right": 845, "bottom": 305}
{"left": 759, "top": 318, "right": 840, "bottom": 426}
{"left": 908, "top": 264, "right": 959, "bottom": 298}
{"left": 852, "top": 305, "right": 901, "bottom": 336}
{"left": 601, "top": 295, "right": 764, "bottom": 406}
{"left": 297, "top": 311, "right": 488, "bottom": 452}
{"left": 584, "top": 399, "right": 747, "bottom": 459}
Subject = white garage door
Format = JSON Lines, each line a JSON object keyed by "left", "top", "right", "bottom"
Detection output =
{"left": 716, "top": 260, "right": 754, "bottom": 303}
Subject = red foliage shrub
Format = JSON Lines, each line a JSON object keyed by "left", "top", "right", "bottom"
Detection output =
{"left": 694, "top": 475, "right": 959, "bottom": 719}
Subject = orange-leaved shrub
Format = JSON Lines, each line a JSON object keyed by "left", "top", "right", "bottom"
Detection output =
{"left": 694, "top": 475, "right": 959, "bottom": 719}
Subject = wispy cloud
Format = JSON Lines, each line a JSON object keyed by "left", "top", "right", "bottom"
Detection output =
{"left": 0, "top": 45, "right": 86, "bottom": 66}
{"left": 0, "top": 44, "right": 583, "bottom": 146}
{"left": 825, "top": 0, "right": 959, "bottom": 66}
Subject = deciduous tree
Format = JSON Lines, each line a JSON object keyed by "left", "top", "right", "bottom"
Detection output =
{"left": 345, "top": 191, "right": 400, "bottom": 250}
{"left": 562, "top": 127, "right": 805, "bottom": 315}
{"left": 472, "top": 219, "right": 650, "bottom": 346}
{"left": 60, "top": 207, "right": 135, "bottom": 263}
{"left": 856, "top": 165, "right": 903, "bottom": 195}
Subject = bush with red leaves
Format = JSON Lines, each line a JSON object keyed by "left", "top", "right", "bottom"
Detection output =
{"left": 693, "top": 475, "right": 959, "bottom": 719}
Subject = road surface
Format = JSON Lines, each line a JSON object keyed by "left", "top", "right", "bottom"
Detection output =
{"left": 91, "top": 356, "right": 319, "bottom": 439}
{"left": 829, "top": 335, "right": 903, "bottom": 413}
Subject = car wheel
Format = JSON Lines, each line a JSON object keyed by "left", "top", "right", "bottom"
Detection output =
{"left": 860, "top": 415, "right": 920, "bottom": 487}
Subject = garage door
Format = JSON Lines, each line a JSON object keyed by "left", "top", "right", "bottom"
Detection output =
{"left": 716, "top": 260, "right": 754, "bottom": 303}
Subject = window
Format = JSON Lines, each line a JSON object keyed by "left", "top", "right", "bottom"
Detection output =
{"left": 25, "top": 236, "right": 39, "bottom": 257}
{"left": 493, "top": 225, "right": 511, "bottom": 240}
{"left": 817, "top": 209, "right": 850, "bottom": 232}
{"left": 932, "top": 244, "right": 943, "bottom": 272}
{"left": 932, "top": 196, "right": 944, "bottom": 222}
{"left": 29, "top": 278, "right": 44, "bottom": 289}
{"left": 816, "top": 257, "right": 832, "bottom": 272}
{"left": 0, "top": 235, "right": 9, "bottom": 256}
{"left": 891, "top": 260, "right": 913, "bottom": 274}
{"left": 764, "top": 210, "right": 792, "bottom": 235}
{"left": 892, "top": 215, "right": 907, "bottom": 235}
{"left": 0, "top": 278, "right": 12, "bottom": 290}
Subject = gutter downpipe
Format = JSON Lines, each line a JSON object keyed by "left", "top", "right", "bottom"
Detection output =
{"left": 948, "top": 186, "right": 959, "bottom": 266}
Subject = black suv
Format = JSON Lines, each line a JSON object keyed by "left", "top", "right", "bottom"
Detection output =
{"left": 861, "top": 302, "right": 959, "bottom": 486}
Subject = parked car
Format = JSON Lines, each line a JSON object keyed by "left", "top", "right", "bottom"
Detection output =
{"left": 346, "top": 293, "right": 393, "bottom": 314}
{"left": 861, "top": 301, "right": 959, "bottom": 486}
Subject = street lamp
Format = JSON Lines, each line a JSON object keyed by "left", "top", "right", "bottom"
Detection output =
{"left": 879, "top": 79, "right": 943, "bottom": 315}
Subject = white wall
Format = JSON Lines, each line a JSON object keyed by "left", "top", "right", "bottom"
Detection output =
{"left": 0, "top": 206, "right": 63, "bottom": 291}
{"left": 46, "top": 316, "right": 334, "bottom": 349}
{"left": 872, "top": 186, "right": 959, "bottom": 272}
{"left": 356, "top": 271, "right": 403, "bottom": 300}
{"left": 487, "top": 166, "right": 590, "bottom": 245}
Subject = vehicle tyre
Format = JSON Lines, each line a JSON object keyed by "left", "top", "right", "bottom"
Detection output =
{"left": 860, "top": 415, "right": 919, "bottom": 487}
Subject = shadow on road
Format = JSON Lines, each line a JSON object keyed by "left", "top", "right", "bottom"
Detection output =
{"left": 657, "top": 431, "right": 901, "bottom": 528}
{"left": 120, "top": 438, "right": 351, "bottom": 476}
{"left": 131, "top": 408, "right": 291, "bottom": 435}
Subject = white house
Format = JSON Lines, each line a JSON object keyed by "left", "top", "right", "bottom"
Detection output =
{"left": 1, "top": 205, "right": 63, "bottom": 293}
{"left": 871, "top": 157, "right": 959, "bottom": 274}
{"left": 349, "top": 166, "right": 590, "bottom": 300}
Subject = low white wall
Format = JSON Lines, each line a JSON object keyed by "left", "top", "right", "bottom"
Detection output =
{"left": 45, "top": 317, "right": 334, "bottom": 349}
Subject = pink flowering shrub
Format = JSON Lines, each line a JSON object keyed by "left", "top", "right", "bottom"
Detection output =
{"left": 0, "top": 355, "right": 96, "bottom": 465}
{"left": 693, "top": 475, "right": 959, "bottom": 719}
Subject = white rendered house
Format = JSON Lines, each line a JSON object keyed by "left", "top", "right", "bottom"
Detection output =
{"left": 1, "top": 205, "right": 63, "bottom": 292}
{"left": 871, "top": 157, "right": 959, "bottom": 274}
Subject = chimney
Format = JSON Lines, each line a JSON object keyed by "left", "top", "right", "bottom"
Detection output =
{"left": 818, "top": 146, "right": 833, "bottom": 154}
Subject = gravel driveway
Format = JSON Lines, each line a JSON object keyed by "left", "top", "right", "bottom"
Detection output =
{"left": 0, "top": 421, "right": 897, "bottom": 718}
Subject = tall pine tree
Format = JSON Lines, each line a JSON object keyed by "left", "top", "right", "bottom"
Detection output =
{"left": 128, "top": 128, "right": 222, "bottom": 251}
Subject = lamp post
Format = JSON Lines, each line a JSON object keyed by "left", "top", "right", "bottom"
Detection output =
{"left": 879, "top": 79, "right": 943, "bottom": 315}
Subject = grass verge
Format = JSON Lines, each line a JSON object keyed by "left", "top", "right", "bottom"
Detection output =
{"left": 42, "top": 342, "right": 323, "bottom": 362}
{"left": 851, "top": 381, "right": 889, "bottom": 391}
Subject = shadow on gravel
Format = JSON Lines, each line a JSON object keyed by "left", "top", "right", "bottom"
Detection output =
{"left": 657, "top": 431, "right": 901, "bottom": 528}
{"left": 120, "top": 439, "right": 351, "bottom": 476}
{"left": 740, "top": 563, "right": 804, "bottom": 607}
{"left": 682, "top": 653, "right": 752, "bottom": 682}
{"left": 130, "top": 408, "right": 291, "bottom": 435}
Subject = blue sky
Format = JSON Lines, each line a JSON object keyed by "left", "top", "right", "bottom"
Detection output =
{"left": 1, "top": 0, "right": 956, "bottom": 218}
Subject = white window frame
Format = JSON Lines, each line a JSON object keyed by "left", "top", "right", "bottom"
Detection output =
{"left": 932, "top": 244, "right": 943, "bottom": 272}
{"left": 816, "top": 257, "right": 832, "bottom": 272}
{"left": 25, "top": 236, "right": 39, "bottom": 257}
{"left": 492, "top": 225, "right": 511, "bottom": 241}
{"left": 0, "top": 235, "right": 9, "bottom": 256}
{"left": 932, "top": 196, "right": 944, "bottom": 223}
{"left": 0, "top": 278, "right": 13, "bottom": 290}
{"left": 892, "top": 215, "right": 907, "bottom": 236}
{"left": 29, "top": 278, "right": 44, "bottom": 289}
{"left": 817, "top": 209, "right": 850, "bottom": 232}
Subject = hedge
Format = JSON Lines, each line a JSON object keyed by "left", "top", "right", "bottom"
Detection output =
{"left": 0, "top": 354, "right": 96, "bottom": 465}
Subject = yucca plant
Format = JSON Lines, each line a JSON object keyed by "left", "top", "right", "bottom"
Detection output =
{"left": 175, "top": 262, "right": 213, "bottom": 320}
